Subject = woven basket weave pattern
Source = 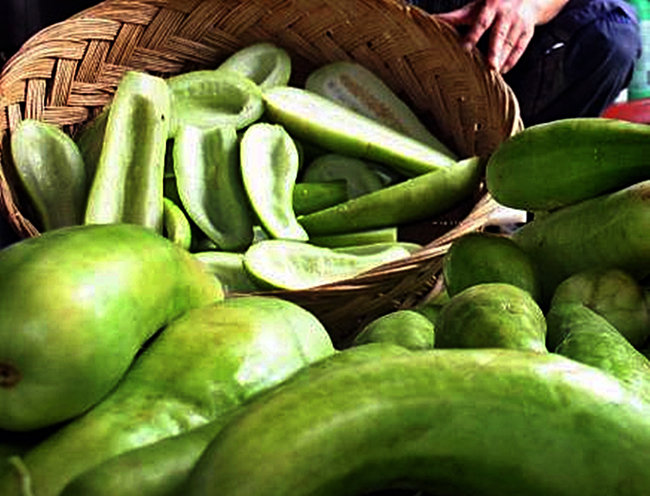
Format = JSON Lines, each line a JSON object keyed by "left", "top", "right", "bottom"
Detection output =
{"left": 0, "top": 0, "right": 522, "bottom": 343}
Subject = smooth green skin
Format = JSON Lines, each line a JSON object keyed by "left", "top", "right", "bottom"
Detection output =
{"left": 167, "top": 69, "right": 264, "bottom": 137}
{"left": 0, "top": 223, "right": 223, "bottom": 432}
{"left": 486, "top": 117, "right": 650, "bottom": 211}
{"left": 292, "top": 181, "right": 348, "bottom": 215}
{"left": 74, "top": 106, "right": 109, "bottom": 185}
{"left": 162, "top": 197, "right": 192, "bottom": 250}
{"left": 442, "top": 232, "right": 541, "bottom": 301}
{"left": 65, "top": 344, "right": 407, "bottom": 496}
{"left": 61, "top": 344, "right": 407, "bottom": 496}
{"left": 549, "top": 268, "right": 650, "bottom": 349}
{"left": 353, "top": 310, "right": 435, "bottom": 350}
{"left": 173, "top": 124, "right": 255, "bottom": 250}
{"left": 11, "top": 119, "right": 87, "bottom": 231}
{"left": 193, "top": 251, "right": 261, "bottom": 293}
{"left": 59, "top": 416, "right": 231, "bottom": 496}
{"left": 243, "top": 239, "right": 413, "bottom": 290}
{"left": 512, "top": 180, "right": 650, "bottom": 304}
{"left": 305, "top": 61, "right": 457, "bottom": 158}
{"left": 436, "top": 283, "right": 547, "bottom": 352}
{"left": 217, "top": 42, "right": 291, "bottom": 89}
{"left": 298, "top": 157, "right": 482, "bottom": 236}
{"left": 240, "top": 123, "right": 308, "bottom": 241}
{"left": 0, "top": 296, "right": 335, "bottom": 496}
{"left": 262, "top": 86, "right": 456, "bottom": 177}
{"left": 184, "top": 347, "right": 650, "bottom": 496}
{"left": 550, "top": 303, "right": 650, "bottom": 400}
{"left": 310, "top": 227, "right": 398, "bottom": 248}
{"left": 84, "top": 71, "right": 170, "bottom": 232}
{"left": 302, "top": 153, "right": 385, "bottom": 198}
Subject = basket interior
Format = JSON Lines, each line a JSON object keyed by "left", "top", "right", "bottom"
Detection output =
{"left": 0, "top": 0, "right": 522, "bottom": 343}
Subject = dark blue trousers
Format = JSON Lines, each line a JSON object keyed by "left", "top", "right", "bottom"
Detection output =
{"left": 410, "top": 0, "right": 642, "bottom": 126}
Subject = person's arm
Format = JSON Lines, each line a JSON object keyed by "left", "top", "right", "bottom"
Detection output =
{"left": 437, "top": 0, "right": 570, "bottom": 73}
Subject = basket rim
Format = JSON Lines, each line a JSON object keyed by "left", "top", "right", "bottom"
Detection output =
{"left": 0, "top": 0, "right": 523, "bottom": 133}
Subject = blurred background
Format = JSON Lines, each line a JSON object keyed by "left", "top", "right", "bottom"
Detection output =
{"left": 0, "top": 1, "right": 97, "bottom": 65}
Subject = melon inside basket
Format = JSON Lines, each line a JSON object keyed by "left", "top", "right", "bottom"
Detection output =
{"left": 0, "top": 0, "right": 522, "bottom": 345}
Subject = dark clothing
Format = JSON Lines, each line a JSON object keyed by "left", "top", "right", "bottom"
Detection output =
{"left": 411, "top": 0, "right": 473, "bottom": 12}
{"left": 0, "top": 1, "right": 94, "bottom": 64}
{"left": 0, "top": 216, "right": 19, "bottom": 248}
{"left": 409, "top": 0, "right": 642, "bottom": 126}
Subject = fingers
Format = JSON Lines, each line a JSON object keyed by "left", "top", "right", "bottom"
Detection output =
{"left": 462, "top": 2, "right": 497, "bottom": 51}
{"left": 488, "top": 15, "right": 532, "bottom": 72}
{"left": 476, "top": 1, "right": 536, "bottom": 73}
{"left": 486, "top": 11, "right": 512, "bottom": 70}
{"left": 500, "top": 24, "right": 534, "bottom": 73}
{"left": 437, "top": 0, "right": 535, "bottom": 73}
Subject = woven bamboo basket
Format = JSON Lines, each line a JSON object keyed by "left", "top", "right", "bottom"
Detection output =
{"left": 0, "top": 0, "right": 523, "bottom": 346}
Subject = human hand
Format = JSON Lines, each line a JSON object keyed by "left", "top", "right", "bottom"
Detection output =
{"left": 437, "top": 0, "right": 539, "bottom": 73}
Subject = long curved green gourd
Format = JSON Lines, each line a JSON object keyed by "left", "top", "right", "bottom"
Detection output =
{"left": 0, "top": 224, "right": 223, "bottom": 432}
{"left": 183, "top": 347, "right": 650, "bottom": 496}
{"left": 485, "top": 117, "right": 650, "bottom": 212}
{"left": 548, "top": 302, "right": 650, "bottom": 400}
{"left": 58, "top": 344, "right": 406, "bottom": 496}
{"left": 513, "top": 180, "right": 650, "bottom": 305}
{"left": 0, "top": 296, "right": 335, "bottom": 496}
{"left": 297, "top": 157, "right": 482, "bottom": 236}
{"left": 84, "top": 71, "right": 170, "bottom": 232}
{"left": 58, "top": 419, "right": 231, "bottom": 496}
